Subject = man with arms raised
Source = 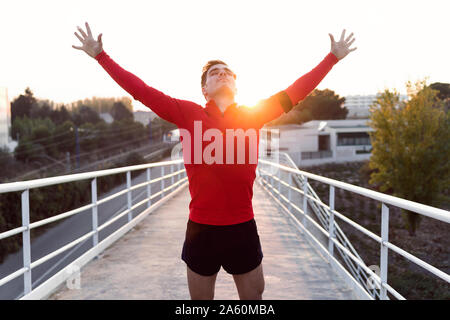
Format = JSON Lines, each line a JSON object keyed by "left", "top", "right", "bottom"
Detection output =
{"left": 73, "top": 23, "right": 356, "bottom": 300}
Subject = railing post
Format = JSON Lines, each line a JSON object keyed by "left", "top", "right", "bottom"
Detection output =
{"left": 302, "top": 176, "right": 308, "bottom": 226}
{"left": 178, "top": 162, "right": 181, "bottom": 182}
{"left": 161, "top": 166, "right": 165, "bottom": 198}
{"left": 288, "top": 172, "right": 292, "bottom": 212}
{"left": 127, "top": 171, "right": 132, "bottom": 222}
{"left": 91, "top": 178, "right": 98, "bottom": 247}
{"left": 380, "top": 203, "right": 389, "bottom": 300}
{"left": 21, "top": 189, "right": 32, "bottom": 295}
{"left": 147, "top": 168, "right": 152, "bottom": 208}
{"left": 328, "top": 185, "right": 335, "bottom": 257}
{"left": 171, "top": 164, "right": 174, "bottom": 187}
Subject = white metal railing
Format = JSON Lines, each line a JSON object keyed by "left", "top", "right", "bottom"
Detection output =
{"left": 0, "top": 158, "right": 187, "bottom": 299}
{"left": 277, "top": 153, "right": 378, "bottom": 298}
{"left": 256, "top": 152, "right": 450, "bottom": 300}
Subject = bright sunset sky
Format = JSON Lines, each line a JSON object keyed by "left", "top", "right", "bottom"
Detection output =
{"left": 0, "top": 0, "right": 448, "bottom": 111}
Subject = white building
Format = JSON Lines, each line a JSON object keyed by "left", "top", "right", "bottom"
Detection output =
{"left": 263, "top": 119, "right": 375, "bottom": 167}
{"left": 0, "top": 87, "right": 13, "bottom": 150}
{"left": 344, "top": 94, "right": 408, "bottom": 119}
{"left": 99, "top": 112, "right": 114, "bottom": 124}
{"left": 133, "top": 110, "right": 158, "bottom": 125}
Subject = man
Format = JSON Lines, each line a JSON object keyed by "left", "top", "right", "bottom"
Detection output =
{"left": 73, "top": 22, "right": 356, "bottom": 300}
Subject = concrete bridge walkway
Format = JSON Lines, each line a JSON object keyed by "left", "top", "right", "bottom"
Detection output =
{"left": 49, "top": 180, "right": 355, "bottom": 300}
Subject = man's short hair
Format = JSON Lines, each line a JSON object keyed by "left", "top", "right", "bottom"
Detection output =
{"left": 201, "top": 59, "right": 228, "bottom": 88}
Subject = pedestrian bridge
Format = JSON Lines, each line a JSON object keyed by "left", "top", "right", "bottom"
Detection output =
{"left": 0, "top": 153, "right": 448, "bottom": 300}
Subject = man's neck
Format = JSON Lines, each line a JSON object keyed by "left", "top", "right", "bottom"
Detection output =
{"left": 211, "top": 95, "right": 235, "bottom": 114}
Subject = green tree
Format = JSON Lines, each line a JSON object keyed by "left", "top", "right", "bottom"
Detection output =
{"left": 429, "top": 82, "right": 450, "bottom": 100}
{"left": 150, "top": 117, "right": 176, "bottom": 140}
{"left": 14, "top": 138, "right": 46, "bottom": 163}
{"left": 70, "top": 96, "right": 133, "bottom": 114}
{"left": 50, "top": 105, "right": 72, "bottom": 125}
{"left": 31, "top": 124, "right": 54, "bottom": 156}
{"left": 268, "top": 89, "right": 347, "bottom": 125}
{"left": 53, "top": 120, "right": 76, "bottom": 154}
{"left": 10, "top": 87, "right": 37, "bottom": 122}
{"left": 0, "top": 147, "right": 15, "bottom": 179}
{"left": 111, "top": 101, "right": 133, "bottom": 121}
{"left": 368, "top": 79, "right": 449, "bottom": 235}
{"left": 300, "top": 89, "right": 348, "bottom": 120}
{"left": 72, "top": 105, "right": 102, "bottom": 126}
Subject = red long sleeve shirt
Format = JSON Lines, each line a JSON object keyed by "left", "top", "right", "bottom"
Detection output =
{"left": 95, "top": 50, "right": 338, "bottom": 225}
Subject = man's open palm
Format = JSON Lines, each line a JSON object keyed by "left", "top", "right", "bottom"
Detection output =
{"left": 72, "top": 22, "right": 103, "bottom": 58}
{"left": 329, "top": 29, "right": 357, "bottom": 61}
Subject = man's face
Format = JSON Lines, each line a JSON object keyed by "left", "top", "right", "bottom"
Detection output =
{"left": 202, "top": 64, "right": 237, "bottom": 100}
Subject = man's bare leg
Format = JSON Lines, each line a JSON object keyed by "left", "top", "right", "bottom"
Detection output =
{"left": 186, "top": 265, "right": 219, "bottom": 300}
{"left": 232, "top": 263, "right": 265, "bottom": 300}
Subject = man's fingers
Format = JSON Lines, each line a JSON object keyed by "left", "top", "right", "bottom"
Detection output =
{"left": 347, "top": 38, "right": 355, "bottom": 47}
{"left": 77, "top": 26, "right": 88, "bottom": 39}
{"left": 345, "top": 32, "right": 354, "bottom": 42}
{"left": 72, "top": 45, "right": 83, "bottom": 50}
{"left": 328, "top": 33, "right": 335, "bottom": 43}
{"left": 74, "top": 32, "right": 84, "bottom": 43}
{"left": 85, "top": 22, "right": 92, "bottom": 37}
{"left": 340, "top": 29, "right": 346, "bottom": 42}
{"left": 97, "top": 33, "right": 103, "bottom": 43}
{"left": 349, "top": 47, "right": 357, "bottom": 52}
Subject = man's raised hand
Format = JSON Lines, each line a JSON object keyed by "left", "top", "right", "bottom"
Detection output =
{"left": 328, "top": 29, "right": 357, "bottom": 61}
{"left": 72, "top": 22, "right": 103, "bottom": 58}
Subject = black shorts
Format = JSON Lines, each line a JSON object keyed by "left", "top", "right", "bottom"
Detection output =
{"left": 181, "top": 218, "right": 263, "bottom": 276}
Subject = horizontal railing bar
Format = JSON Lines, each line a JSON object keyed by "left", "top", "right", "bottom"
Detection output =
{"left": 30, "top": 230, "right": 96, "bottom": 270}
{"left": 150, "top": 190, "right": 163, "bottom": 200}
{"left": 130, "top": 198, "right": 150, "bottom": 211}
{"left": 129, "top": 180, "right": 151, "bottom": 192}
{"left": 97, "top": 208, "right": 131, "bottom": 232}
{"left": 163, "top": 177, "right": 187, "bottom": 193}
{"left": 330, "top": 208, "right": 382, "bottom": 244}
{"left": 98, "top": 178, "right": 188, "bottom": 233}
{"left": 28, "top": 203, "right": 94, "bottom": 230}
{"left": 258, "top": 167, "right": 304, "bottom": 195}
{"left": 384, "top": 241, "right": 450, "bottom": 283}
{"left": 0, "top": 267, "right": 28, "bottom": 287}
{"left": 163, "top": 169, "right": 185, "bottom": 179}
{"left": 147, "top": 177, "right": 188, "bottom": 201}
{"left": 0, "top": 226, "right": 27, "bottom": 241}
{"left": 153, "top": 169, "right": 185, "bottom": 185}
{"left": 0, "top": 159, "right": 184, "bottom": 194}
{"left": 98, "top": 169, "right": 186, "bottom": 204}
{"left": 96, "top": 188, "right": 129, "bottom": 206}
{"left": 150, "top": 171, "right": 179, "bottom": 185}
{"left": 259, "top": 159, "right": 450, "bottom": 223}
{"left": 383, "top": 282, "right": 406, "bottom": 300}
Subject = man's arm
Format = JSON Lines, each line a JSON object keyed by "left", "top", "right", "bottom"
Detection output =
{"left": 247, "top": 29, "right": 357, "bottom": 127}
{"left": 72, "top": 22, "right": 187, "bottom": 126}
